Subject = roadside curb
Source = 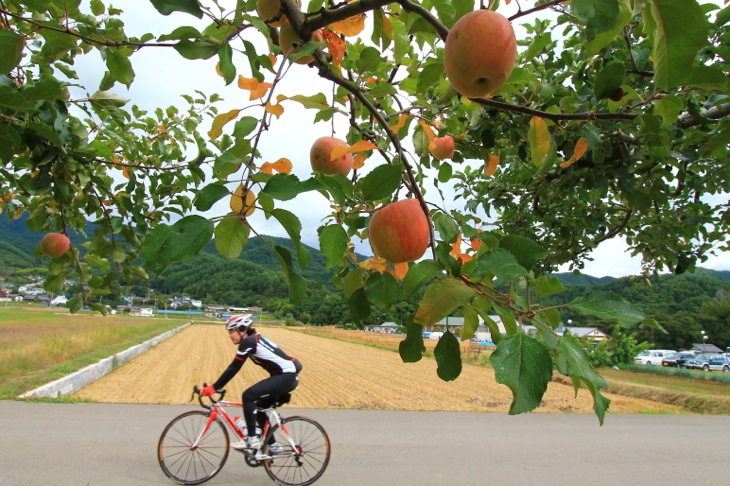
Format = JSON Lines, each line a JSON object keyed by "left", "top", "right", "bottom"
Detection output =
{"left": 19, "top": 322, "right": 192, "bottom": 399}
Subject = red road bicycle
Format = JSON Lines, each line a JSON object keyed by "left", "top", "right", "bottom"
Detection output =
{"left": 158, "top": 386, "right": 330, "bottom": 486}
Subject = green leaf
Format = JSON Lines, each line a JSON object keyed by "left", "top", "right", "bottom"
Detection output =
{"left": 141, "top": 216, "right": 213, "bottom": 272}
{"left": 194, "top": 183, "right": 230, "bottom": 211}
{"left": 645, "top": 0, "right": 710, "bottom": 90}
{"left": 472, "top": 248, "right": 527, "bottom": 283}
{"left": 594, "top": 61, "right": 626, "bottom": 100}
{"left": 399, "top": 317, "right": 426, "bottom": 363}
{"left": 263, "top": 174, "right": 321, "bottom": 201}
{"left": 348, "top": 287, "right": 371, "bottom": 323}
{"left": 433, "top": 212, "right": 459, "bottom": 245}
{"left": 554, "top": 337, "right": 610, "bottom": 424}
{"left": 461, "top": 305, "right": 479, "bottom": 341}
{"left": 271, "top": 209, "right": 310, "bottom": 270}
{"left": 318, "top": 224, "right": 348, "bottom": 268}
{"left": 500, "top": 235, "right": 547, "bottom": 271}
{"left": 434, "top": 331, "right": 462, "bottom": 381}
{"left": 490, "top": 334, "right": 553, "bottom": 415}
{"left": 414, "top": 277, "right": 475, "bottom": 325}
{"left": 568, "top": 291, "right": 645, "bottom": 327}
{"left": 359, "top": 163, "right": 403, "bottom": 201}
{"left": 287, "top": 93, "right": 330, "bottom": 110}
{"left": 0, "top": 30, "right": 25, "bottom": 74}
{"left": 149, "top": 0, "right": 204, "bottom": 18}
{"left": 89, "top": 90, "right": 130, "bottom": 107}
{"left": 0, "top": 86, "right": 36, "bottom": 112}
{"left": 105, "top": 50, "right": 135, "bottom": 87}
{"left": 653, "top": 96, "right": 684, "bottom": 127}
{"left": 365, "top": 271, "right": 401, "bottom": 309}
{"left": 274, "top": 245, "right": 306, "bottom": 304}
{"left": 217, "top": 43, "right": 236, "bottom": 85}
{"left": 214, "top": 215, "right": 250, "bottom": 259}
{"left": 402, "top": 259, "right": 443, "bottom": 301}
{"left": 533, "top": 274, "right": 566, "bottom": 297}
{"left": 572, "top": 0, "right": 620, "bottom": 36}
{"left": 174, "top": 39, "right": 220, "bottom": 60}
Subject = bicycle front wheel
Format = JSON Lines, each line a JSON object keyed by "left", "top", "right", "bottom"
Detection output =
{"left": 158, "top": 410, "right": 230, "bottom": 485}
{"left": 263, "top": 416, "right": 331, "bottom": 486}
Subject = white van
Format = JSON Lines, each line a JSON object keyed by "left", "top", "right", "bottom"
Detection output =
{"left": 634, "top": 350, "right": 676, "bottom": 366}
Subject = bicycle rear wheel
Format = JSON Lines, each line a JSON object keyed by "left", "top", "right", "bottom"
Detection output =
{"left": 158, "top": 410, "right": 229, "bottom": 485}
{"left": 263, "top": 416, "right": 331, "bottom": 486}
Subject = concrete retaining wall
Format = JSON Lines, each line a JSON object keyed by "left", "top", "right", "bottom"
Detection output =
{"left": 20, "top": 322, "right": 191, "bottom": 399}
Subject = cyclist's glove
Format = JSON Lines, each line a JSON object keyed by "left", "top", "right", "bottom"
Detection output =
{"left": 201, "top": 385, "right": 216, "bottom": 396}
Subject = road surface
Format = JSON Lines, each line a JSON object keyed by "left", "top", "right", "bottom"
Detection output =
{"left": 1, "top": 401, "right": 727, "bottom": 485}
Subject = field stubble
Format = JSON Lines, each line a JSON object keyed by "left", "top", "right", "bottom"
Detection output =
{"left": 76, "top": 325, "right": 681, "bottom": 415}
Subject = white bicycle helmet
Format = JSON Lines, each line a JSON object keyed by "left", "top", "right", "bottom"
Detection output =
{"left": 225, "top": 313, "right": 253, "bottom": 331}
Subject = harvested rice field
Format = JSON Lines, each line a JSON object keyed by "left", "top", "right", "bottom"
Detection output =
{"left": 75, "top": 324, "right": 682, "bottom": 414}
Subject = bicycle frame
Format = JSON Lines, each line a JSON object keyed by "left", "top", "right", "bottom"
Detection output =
{"left": 193, "top": 398, "right": 299, "bottom": 460}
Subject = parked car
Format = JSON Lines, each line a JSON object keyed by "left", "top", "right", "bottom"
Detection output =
{"left": 661, "top": 352, "right": 695, "bottom": 368}
{"left": 708, "top": 356, "right": 730, "bottom": 372}
{"left": 685, "top": 353, "right": 724, "bottom": 371}
{"left": 634, "top": 350, "right": 676, "bottom": 366}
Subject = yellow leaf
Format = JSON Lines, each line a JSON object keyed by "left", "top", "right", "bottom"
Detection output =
{"left": 392, "top": 262, "right": 409, "bottom": 280}
{"left": 353, "top": 152, "right": 366, "bottom": 170}
{"left": 265, "top": 102, "right": 285, "bottom": 118}
{"left": 485, "top": 153, "right": 500, "bottom": 176}
{"left": 380, "top": 11, "right": 392, "bottom": 39}
{"left": 390, "top": 114, "right": 409, "bottom": 133}
{"left": 450, "top": 234, "right": 463, "bottom": 260}
{"left": 560, "top": 137, "right": 588, "bottom": 169}
{"left": 323, "top": 28, "right": 346, "bottom": 67}
{"left": 260, "top": 158, "right": 293, "bottom": 175}
{"left": 330, "top": 139, "right": 379, "bottom": 160}
{"left": 237, "top": 75, "right": 273, "bottom": 100}
{"left": 528, "top": 116, "right": 551, "bottom": 168}
{"left": 418, "top": 120, "right": 436, "bottom": 143}
{"left": 276, "top": 94, "right": 288, "bottom": 103}
{"left": 215, "top": 62, "right": 223, "bottom": 77}
{"left": 230, "top": 184, "right": 256, "bottom": 216}
{"left": 122, "top": 166, "right": 130, "bottom": 179}
{"left": 208, "top": 109, "right": 241, "bottom": 140}
{"left": 360, "top": 257, "right": 388, "bottom": 273}
{"left": 331, "top": 13, "right": 366, "bottom": 37}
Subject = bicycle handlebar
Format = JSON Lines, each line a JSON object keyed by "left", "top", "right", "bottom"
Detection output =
{"left": 192, "top": 384, "right": 226, "bottom": 409}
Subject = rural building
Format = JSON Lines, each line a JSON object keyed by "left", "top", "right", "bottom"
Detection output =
{"left": 691, "top": 343, "right": 723, "bottom": 353}
{"left": 366, "top": 322, "right": 400, "bottom": 334}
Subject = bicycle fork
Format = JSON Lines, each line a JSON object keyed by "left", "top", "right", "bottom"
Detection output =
{"left": 190, "top": 409, "right": 220, "bottom": 451}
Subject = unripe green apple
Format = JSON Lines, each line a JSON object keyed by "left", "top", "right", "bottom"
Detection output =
{"left": 278, "top": 20, "right": 323, "bottom": 65}
{"left": 40, "top": 232, "right": 70, "bottom": 258}
{"left": 369, "top": 199, "right": 430, "bottom": 263}
{"left": 310, "top": 136, "right": 353, "bottom": 175}
{"left": 444, "top": 10, "right": 517, "bottom": 98}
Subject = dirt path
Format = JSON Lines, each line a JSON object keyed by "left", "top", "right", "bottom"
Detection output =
{"left": 76, "top": 325, "right": 681, "bottom": 414}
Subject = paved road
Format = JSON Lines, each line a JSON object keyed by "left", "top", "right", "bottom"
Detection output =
{"left": 1, "top": 401, "right": 728, "bottom": 486}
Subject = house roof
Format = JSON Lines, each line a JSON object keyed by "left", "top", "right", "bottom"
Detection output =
{"left": 692, "top": 343, "right": 723, "bottom": 353}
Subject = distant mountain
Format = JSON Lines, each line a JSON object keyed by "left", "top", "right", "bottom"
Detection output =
{"left": 550, "top": 272, "right": 616, "bottom": 286}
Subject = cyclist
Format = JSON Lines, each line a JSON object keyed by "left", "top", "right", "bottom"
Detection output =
{"left": 201, "top": 314, "right": 301, "bottom": 450}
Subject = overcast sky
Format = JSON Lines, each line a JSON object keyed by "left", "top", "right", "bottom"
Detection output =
{"left": 70, "top": 1, "right": 730, "bottom": 278}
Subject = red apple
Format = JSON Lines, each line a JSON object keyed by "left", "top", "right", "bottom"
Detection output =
{"left": 444, "top": 10, "right": 517, "bottom": 98}
{"left": 310, "top": 136, "right": 353, "bottom": 175}
{"left": 369, "top": 199, "right": 430, "bottom": 263}
{"left": 40, "top": 232, "right": 70, "bottom": 258}
{"left": 430, "top": 135, "right": 455, "bottom": 160}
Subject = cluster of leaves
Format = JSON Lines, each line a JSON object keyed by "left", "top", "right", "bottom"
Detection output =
{"left": 1, "top": 0, "right": 728, "bottom": 422}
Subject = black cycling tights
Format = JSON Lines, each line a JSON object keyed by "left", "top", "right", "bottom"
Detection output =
{"left": 242, "top": 373, "right": 298, "bottom": 437}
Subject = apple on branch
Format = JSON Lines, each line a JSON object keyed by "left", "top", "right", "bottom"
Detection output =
{"left": 40, "top": 232, "right": 71, "bottom": 258}
{"left": 444, "top": 10, "right": 517, "bottom": 98}
{"left": 429, "top": 135, "right": 455, "bottom": 160}
{"left": 368, "top": 199, "right": 430, "bottom": 264}
{"left": 310, "top": 136, "right": 353, "bottom": 175}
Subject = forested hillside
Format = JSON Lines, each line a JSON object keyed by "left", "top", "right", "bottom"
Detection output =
{"left": 2, "top": 216, "right": 729, "bottom": 347}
